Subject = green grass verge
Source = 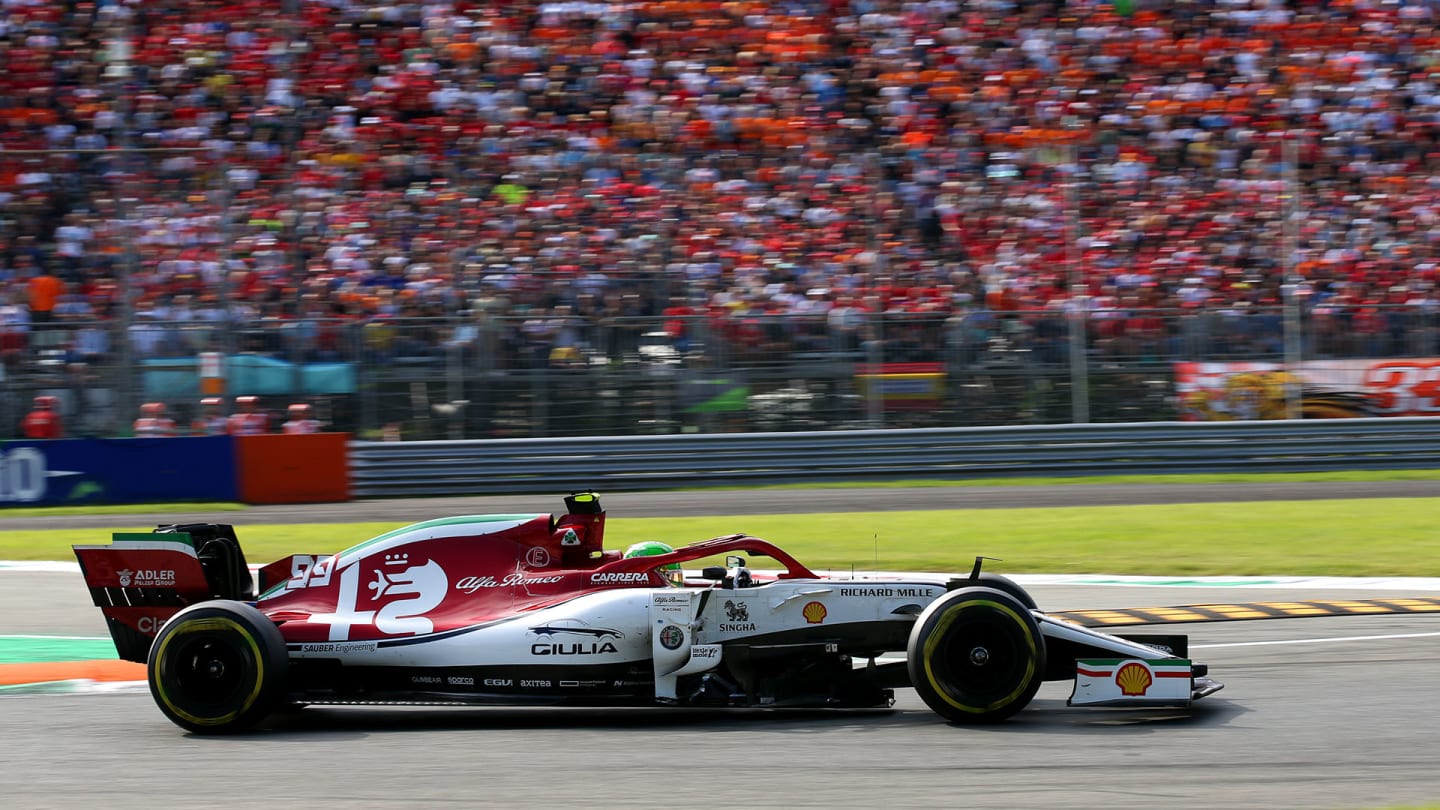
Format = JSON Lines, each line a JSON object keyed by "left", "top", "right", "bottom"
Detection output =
{"left": 24, "top": 498, "right": 1440, "bottom": 577}
{"left": 0, "top": 502, "right": 246, "bottom": 518}
{"left": 0, "top": 468, "right": 1436, "bottom": 519}
{"left": 737, "top": 469, "right": 1440, "bottom": 489}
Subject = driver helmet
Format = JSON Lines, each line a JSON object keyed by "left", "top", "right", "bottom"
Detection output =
{"left": 623, "top": 541, "right": 684, "bottom": 586}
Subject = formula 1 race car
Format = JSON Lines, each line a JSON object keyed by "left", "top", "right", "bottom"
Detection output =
{"left": 73, "top": 493, "right": 1222, "bottom": 733}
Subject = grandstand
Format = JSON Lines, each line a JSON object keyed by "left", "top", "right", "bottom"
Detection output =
{"left": 2, "top": 0, "right": 1439, "bottom": 437}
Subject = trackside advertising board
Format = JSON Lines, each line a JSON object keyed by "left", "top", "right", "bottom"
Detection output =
{"left": 1174, "top": 359, "right": 1440, "bottom": 420}
{"left": 234, "top": 433, "right": 350, "bottom": 504}
{"left": 855, "top": 362, "right": 947, "bottom": 411}
{"left": 0, "top": 437, "right": 237, "bottom": 506}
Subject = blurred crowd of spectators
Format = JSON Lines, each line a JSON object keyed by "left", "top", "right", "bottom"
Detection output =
{"left": 4, "top": 0, "right": 1440, "bottom": 371}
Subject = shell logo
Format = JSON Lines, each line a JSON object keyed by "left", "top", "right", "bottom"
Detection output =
{"left": 1115, "top": 662, "right": 1153, "bottom": 696}
{"left": 801, "top": 601, "right": 827, "bottom": 624}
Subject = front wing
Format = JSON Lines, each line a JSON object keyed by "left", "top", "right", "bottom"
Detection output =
{"left": 1035, "top": 611, "right": 1223, "bottom": 708}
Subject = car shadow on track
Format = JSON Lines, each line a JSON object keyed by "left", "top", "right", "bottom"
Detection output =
{"left": 204, "top": 694, "right": 1244, "bottom": 739}
{"left": 997, "top": 697, "right": 1248, "bottom": 735}
{"left": 251, "top": 705, "right": 914, "bottom": 737}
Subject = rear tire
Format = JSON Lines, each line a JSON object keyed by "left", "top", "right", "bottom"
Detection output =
{"left": 148, "top": 600, "right": 287, "bottom": 734}
{"left": 907, "top": 586, "right": 1045, "bottom": 724}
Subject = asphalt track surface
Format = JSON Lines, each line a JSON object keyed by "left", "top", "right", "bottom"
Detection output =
{"left": 4, "top": 484, "right": 1440, "bottom": 809}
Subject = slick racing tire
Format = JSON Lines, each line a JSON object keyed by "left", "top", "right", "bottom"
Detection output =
{"left": 907, "top": 586, "right": 1045, "bottom": 724}
{"left": 148, "top": 600, "right": 288, "bottom": 734}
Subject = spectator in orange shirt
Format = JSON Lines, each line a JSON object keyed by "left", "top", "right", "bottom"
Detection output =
{"left": 27, "top": 266, "right": 63, "bottom": 329}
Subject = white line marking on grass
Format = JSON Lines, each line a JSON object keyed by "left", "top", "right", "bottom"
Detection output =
{"left": 0, "top": 635, "right": 110, "bottom": 641}
{"left": 10, "top": 562, "right": 1440, "bottom": 591}
{"left": 1194, "top": 631, "right": 1440, "bottom": 649}
{"left": 0, "top": 562, "right": 81, "bottom": 573}
{"left": 1011, "top": 574, "right": 1440, "bottom": 590}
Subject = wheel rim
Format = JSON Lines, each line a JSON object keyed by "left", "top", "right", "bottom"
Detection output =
{"left": 167, "top": 633, "right": 254, "bottom": 713}
{"left": 932, "top": 614, "right": 1030, "bottom": 707}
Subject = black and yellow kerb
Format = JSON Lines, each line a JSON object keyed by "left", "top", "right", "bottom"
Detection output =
{"left": 1051, "top": 597, "right": 1440, "bottom": 628}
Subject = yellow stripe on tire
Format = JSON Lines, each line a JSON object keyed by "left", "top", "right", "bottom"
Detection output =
{"left": 922, "top": 599, "right": 1038, "bottom": 714}
{"left": 153, "top": 617, "right": 265, "bottom": 728}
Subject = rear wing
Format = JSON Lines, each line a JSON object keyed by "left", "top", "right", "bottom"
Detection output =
{"left": 73, "top": 525, "right": 254, "bottom": 663}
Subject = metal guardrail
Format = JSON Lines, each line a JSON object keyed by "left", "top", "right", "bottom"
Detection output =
{"left": 349, "top": 418, "right": 1440, "bottom": 497}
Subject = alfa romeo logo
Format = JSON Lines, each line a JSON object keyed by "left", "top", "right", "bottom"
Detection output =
{"left": 659, "top": 624, "right": 684, "bottom": 650}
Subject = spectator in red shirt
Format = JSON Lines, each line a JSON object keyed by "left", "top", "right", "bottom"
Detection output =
{"left": 21, "top": 395, "right": 63, "bottom": 439}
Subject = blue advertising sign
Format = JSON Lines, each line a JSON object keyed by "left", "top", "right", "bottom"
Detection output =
{"left": 0, "top": 437, "right": 238, "bottom": 506}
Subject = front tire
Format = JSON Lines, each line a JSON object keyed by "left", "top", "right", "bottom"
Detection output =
{"left": 969, "top": 572, "right": 1037, "bottom": 610}
{"left": 907, "top": 586, "right": 1045, "bottom": 724}
{"left": 148, "top": 600, "right": 288, "bottom": 734}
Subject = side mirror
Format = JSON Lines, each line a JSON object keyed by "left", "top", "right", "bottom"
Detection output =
{"left": 725, "top": 554, "right": 747, "bottom": 569}
{"left": 701, "top": 566, "right": 727, "bottom": 581}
